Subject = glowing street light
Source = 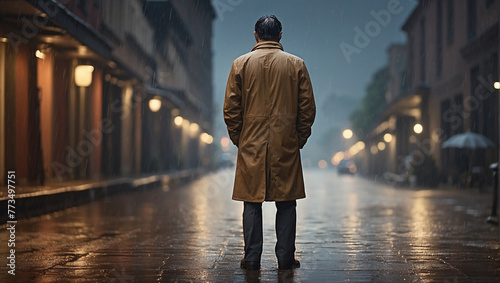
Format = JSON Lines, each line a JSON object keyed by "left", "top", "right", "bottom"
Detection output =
{"left": 348, "top": 141, "right": 365, "bottom": 156}
{"left": 413, "top": 123, "right": 423, "bottom": 134}
{"left": 343, "top": 129, "right": 353, "bottom": 139}
{"left": 377, "top": 142, "right": 386, "bottom": 151}
{"left": 149, "top": 98, "right": 161, "bottom": 112}
{"left": 318, "top": 160, "right": 328, "bottom": 168}
{"left": 200, "top": 133, "right": 213, "bottom": 144}
{"left": 190, "top": 123, "right": 199, "bottom": 133}
{"left": 75, "top": 65, "right": 94, "bottom": 87}
{"left": 220, "top": 137, "right": 230, "bottom": 147}
{"left": 383, "top": 133, "right": 393, "bottom": 143}
{"left": 331, "top": 151, "right": 345, "bottom": 165}
{"left": 494, "top": 82, "right": 500, "bottom": 90}
{"left": 174, "top": 116, "right": 183, "bottom": 127}
{"left": 35, "top": 50, "right": 45, "bottom": 60}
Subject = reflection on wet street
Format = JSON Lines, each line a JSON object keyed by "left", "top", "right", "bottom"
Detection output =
{"left": 1, "top": 168, "right": 499, "bottom": 282}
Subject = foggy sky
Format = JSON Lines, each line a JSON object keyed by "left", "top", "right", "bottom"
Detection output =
{"left": 212, "top": 0, "right": 417, "bottom": 157}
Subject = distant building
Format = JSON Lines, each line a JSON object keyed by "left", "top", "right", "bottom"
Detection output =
{"left": 365, "top": 0, "right": 500, "bottom": 186}
{"left": 0, "top": 0, "right": 215, "bottom": 185}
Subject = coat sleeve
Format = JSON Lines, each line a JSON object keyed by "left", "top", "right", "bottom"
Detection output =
{"left": 296, "top": 61, "right": 316, "bottom": 149}
{"left": 223, "top": 61, "right": 243, "bottom": 147}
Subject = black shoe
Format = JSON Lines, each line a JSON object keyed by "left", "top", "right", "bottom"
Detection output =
{"left": 240, "top": 258, "right": 260, "bottom": 270}
{"left": 278, "top": 259, "right": 300, "bottom": 270}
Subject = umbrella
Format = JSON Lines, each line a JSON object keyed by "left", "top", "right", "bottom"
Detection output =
{"left": 442, "top": 131, "right": 495, "bottom": 149}
{"left": 442, "top": 131, "right": 496, "bottom": 188}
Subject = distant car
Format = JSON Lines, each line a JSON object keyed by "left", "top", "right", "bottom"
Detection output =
{"left": 337, "top": 159, "right": 357, "bottom": 175}
{"left": 217, "top": 153, "right": 234, "bottom": 168}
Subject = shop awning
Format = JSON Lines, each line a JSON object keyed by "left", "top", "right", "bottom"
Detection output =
{"left": 380, "top": 85, "right": 429, "bottom": 120}
{"left": 0, "top": 0, "right": 113, "bottom": 60}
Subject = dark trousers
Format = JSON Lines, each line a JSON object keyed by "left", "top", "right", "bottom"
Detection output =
{"left": 243, "top": 201, "right": 297, "bottom": 265}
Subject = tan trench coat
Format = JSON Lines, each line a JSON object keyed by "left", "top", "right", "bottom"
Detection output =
{"left": 223, "top": 41, "right": 316, "bottom": 202}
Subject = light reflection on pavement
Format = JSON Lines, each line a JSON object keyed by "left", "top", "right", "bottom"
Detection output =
{"left": 0, "top": 168, "right": 498, "bottom": 282}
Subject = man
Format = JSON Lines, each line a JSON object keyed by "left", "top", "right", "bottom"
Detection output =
{"left": 223, "top": 15, "right": 316, "bottom": 270}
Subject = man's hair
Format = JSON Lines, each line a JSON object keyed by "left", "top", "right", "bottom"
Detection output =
{"left": 255, "top": 15, "right": 282, "bottom": 40}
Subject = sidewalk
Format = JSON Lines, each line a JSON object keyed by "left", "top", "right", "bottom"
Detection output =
{"left": 1, "top": 168, "right": 498, "bottom": 282}
{"left": 0, "top": 169, "right": 202, "bottom": 223}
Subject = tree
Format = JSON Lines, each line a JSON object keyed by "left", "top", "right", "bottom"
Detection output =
{"left": 349, "top": 67, "right": 389, "bottom": 139}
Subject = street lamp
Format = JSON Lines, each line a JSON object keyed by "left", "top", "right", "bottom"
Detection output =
{"left": 413, "top": 123, "right": 423, "bottom": 134}
{"left": 149, "top": 98, "right": 161, "bottom": 112}
{"left": 174, "top": 116, "right": 183, "bottom": 127}
{"left": 75, "top": 65, "right": 94, "bottom": 87}
{"left": 332, "top": 151, "right": 345, "bottom": 165}
{"left": 201, "top": 133, "right": 213, "bottom": 144}
{"left": 182, "top": 119, "right": 190, "bottom": 128}
{"left": 35, "top": 50, "right": 46, "bottom": 60}
{"left": 377, "top": 142, "right": 386, "bottom": 151}
{"left": 220, "top": 137, "right": 230, "bottom": 147}
{"left": 190, "top": 123, "right": 199, "bottom": 134}
{"left": 343, "top": 129, "right": 353, "bottom": 139}
{"left": 383, "top": 133, "right": 393, "bottom": 143}
{"left": 494, "top": 82, "right": 500, "bottom": 90}
{"left": 348, "top": 141, "right": 365, "bottom": 156}
{"left": 318, "top": 160, "right": 328, "bottom": 169}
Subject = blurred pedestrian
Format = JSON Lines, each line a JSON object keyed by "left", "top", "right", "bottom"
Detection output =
{"left": 223, "top": 14, "right": 316, "bottom": 270}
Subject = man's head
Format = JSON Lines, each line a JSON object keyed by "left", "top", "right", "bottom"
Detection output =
{"left": 254, "top": 15, "right": 282, "bottom": 42}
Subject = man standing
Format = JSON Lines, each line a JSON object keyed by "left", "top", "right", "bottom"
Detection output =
{"left": 223, "top": 15, "right": 316, "bottom": 270}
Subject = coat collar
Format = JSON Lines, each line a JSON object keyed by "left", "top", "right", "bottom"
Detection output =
{"left": 251, "top": 41, "right": 284, "bottom": 51}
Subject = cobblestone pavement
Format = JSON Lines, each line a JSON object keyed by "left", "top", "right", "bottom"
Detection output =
{"left": 0, "top": 168, "right": 499, "bottom": 282}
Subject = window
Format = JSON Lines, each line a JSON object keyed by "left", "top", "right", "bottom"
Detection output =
{"left": 489, "top": 53, "right": 498, "bottom": 82}
{"left": 420, "top": 18, "right": 426, "bottom": 83}
{"left": 446, "top": 0, "right": 454, "bottom": 45}
{"left": 470, "top": 66, "right": 480, "bottom": 133}
{"left": 408, "top": 35, "right": 414, "bottom": 87}
{"left": 436, "top": 0, "right": 443, "bottom": 76}
{"left": 441, "top": 98, "right": 452, "bottom": 139}
{"left": 484, "top": 53, "right": 499, "bottom": 142}
{"left": 130, "top": 5, "right": 136, "bottom": 37}
{"left": 77, "top": 0, "right": 88, "bottom": 16}
{"left": 467, "top": 0, "right": 476, "bottom": 41}
{"left": 452, "top": 95, "right": 463, "bottom": 134}
{"left": 441, "top": 95, "right": 463, "bottom": 137}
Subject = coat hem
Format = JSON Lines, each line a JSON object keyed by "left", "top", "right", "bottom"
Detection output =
{"left": 232, "top": 195, "right": 306, "bottom": 202}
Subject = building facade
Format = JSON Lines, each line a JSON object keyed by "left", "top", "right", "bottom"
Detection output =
{"left": 0, "top": 0, "right": 215, "bottom": 186}
{"left": 362, "top": 0, "right": 500, "bottom": 186}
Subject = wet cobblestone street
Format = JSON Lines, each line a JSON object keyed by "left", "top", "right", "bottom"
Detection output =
{"left": 1, "top": 168, "right": 499, "bottom": 282}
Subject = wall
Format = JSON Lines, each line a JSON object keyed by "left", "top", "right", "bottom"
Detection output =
{"left": 90, "top": 68, "right": 103, "bottom": 179}
{"left": 38, "top": 51, "right": 54, "bottom": 179}
{"left": 52, "top": 56, "right": 69, "bottom": 181}
{"left": 120, "top": 85, "right": 133, "bottom": 176}
{"left": 15, "top": 45, "right": 30, "bottom": 183}
{"left": 0, "top": 42, "right": 4, "bottom": 185}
